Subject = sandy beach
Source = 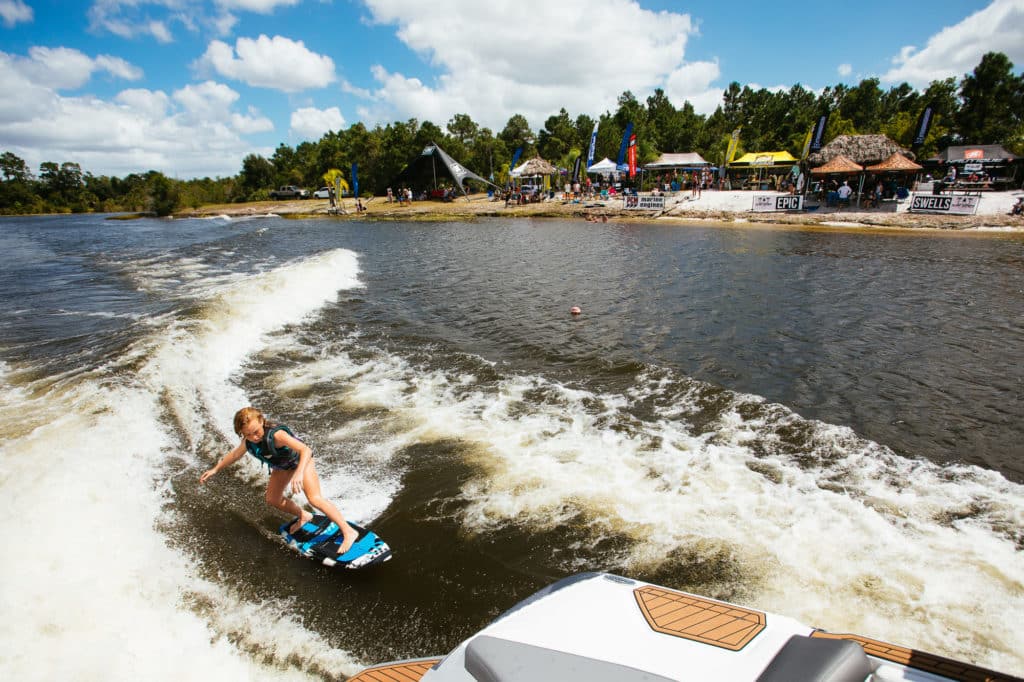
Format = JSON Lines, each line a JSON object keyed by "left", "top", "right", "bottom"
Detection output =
{"left": 179, "top": 189, "right": 1024, "bottom": 232}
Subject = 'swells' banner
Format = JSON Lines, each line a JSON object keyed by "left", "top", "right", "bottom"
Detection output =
{"left": 752, "top": 194, "right": 804, "bottom": 212}
{"left": 909, "top": 194, "right": 979, "bottom": 215}
{"left": 624, "top": 195, "right": 665, "bottom": 210}
{"left": 627, "top": 134, "right": 637, "bottom": 178}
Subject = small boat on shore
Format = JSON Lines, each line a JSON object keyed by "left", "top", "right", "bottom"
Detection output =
{"left": 350, "top": 572, "right": 1019, "bottom": 682}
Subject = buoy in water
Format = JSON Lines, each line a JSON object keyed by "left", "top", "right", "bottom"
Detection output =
{"left": 570, "top": 306, "right": 582, "bottom": 315}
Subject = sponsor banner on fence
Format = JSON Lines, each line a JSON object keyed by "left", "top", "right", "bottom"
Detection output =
{"left": 752, "top": 194, "right": 804, "bottom": 212}
{"left": 909, "top": 194, "right": 979, "bottom": 215}
{"left": 623, "top": 195, "right": 666, "bottom": 210}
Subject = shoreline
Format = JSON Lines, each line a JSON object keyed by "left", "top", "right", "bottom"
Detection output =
{"left": 175, "top": 189, "right": 1024, "bottom": 233}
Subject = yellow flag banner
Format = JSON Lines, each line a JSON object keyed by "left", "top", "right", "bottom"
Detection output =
{"left": 726, "top": 128, "right": 741, "bottom": 163}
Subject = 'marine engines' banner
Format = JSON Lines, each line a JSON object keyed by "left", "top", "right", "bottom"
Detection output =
{"left": 909, "top": 194, "right": 979, "bottom": 215}
{"left": 752, "top": 195, "right": 804, "bottom": 212}
{"left": 623, "top": 195, "right": 666, "bottom": 210}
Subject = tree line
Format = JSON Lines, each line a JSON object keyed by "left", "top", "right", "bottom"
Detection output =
{"left": 1, "top": 51, "right": 1021, "bottom": 216}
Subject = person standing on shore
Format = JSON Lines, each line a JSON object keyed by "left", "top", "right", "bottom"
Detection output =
{"left": 200, "top": 407, "right": 360, "bottom": 554}
{"left": 837, "top": 180, "right": 853, "bottom": 206}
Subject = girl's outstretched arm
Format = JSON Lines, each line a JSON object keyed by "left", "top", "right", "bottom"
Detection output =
{"left": 200, "top": 441, "right": 247, "bottom": 483}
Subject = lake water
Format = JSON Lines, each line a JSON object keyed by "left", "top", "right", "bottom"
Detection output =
{"left": 1, "top": 213, "right": 1022, "bottom": 678}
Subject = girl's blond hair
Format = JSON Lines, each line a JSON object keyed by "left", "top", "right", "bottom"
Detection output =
{"left": 233, "top": 407, "right": 266, "bottom": 436}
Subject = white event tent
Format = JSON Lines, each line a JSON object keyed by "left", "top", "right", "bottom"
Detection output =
{"left": 586, "top": 158, "right": 617, "bottom": 174}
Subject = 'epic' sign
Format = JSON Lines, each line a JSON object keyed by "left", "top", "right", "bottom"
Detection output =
{"left": 752, "top": 195, "right": 804, "bottom": 212}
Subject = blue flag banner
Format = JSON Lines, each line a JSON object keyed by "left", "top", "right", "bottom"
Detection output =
{"left": 809, "top": 114, "right": 829, "bottom": 153}
{"left": 509, "top": 147, "right": 523, "bottom": 180}
{"left": 586, "top": 121, "right": 599, "bottom": 167}
{"left": 351, "top": 163, "right": 359, "bottom": 197}
{"left": 616, "top": 122, "right": 634, "bottom": 169}
{"left": 912, "top": 104, "right": 934, "bottom": 147}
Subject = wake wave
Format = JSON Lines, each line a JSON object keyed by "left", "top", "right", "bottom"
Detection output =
{"left": 0, "top": 249, "right": 367, "bottom": 680}
{"left": 265, "top": 337, "right": 1024, "bottom": 672}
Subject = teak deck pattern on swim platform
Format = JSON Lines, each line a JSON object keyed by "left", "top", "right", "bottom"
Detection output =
{"left": 347, "top": 658, "right": 441, "bottom": 681}
{"left": 811, "top": 632, "right": 1022, "bottom": 682}
{"left": 634, "top": 585, "right": 767, "bottom": 651}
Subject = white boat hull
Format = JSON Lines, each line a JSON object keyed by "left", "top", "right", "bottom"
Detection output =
{"left": 350, "top": 572, "right": 1020, "bottom": 682}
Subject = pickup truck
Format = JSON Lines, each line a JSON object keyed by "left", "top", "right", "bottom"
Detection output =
{"left": 269, "top": 185, "right": 309, "bottom": 199}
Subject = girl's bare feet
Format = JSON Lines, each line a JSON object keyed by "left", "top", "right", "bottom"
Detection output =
{"left": 336, "top": 527, "right": 359, "bottom": 556}
{"left": 289, "top": 510, "right": 313, "bottom": 534}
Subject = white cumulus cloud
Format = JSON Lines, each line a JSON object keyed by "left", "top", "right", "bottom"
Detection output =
{"left": 147, "top": 20, "right": 174, "bottom": 43}
{"left": 356, "top": 0, "right": 717, "bottom": 129}
{"left": 4, "top": 47, "right": 142, "bottom": 91}
{"left": 882, "top": 0, "right": 1024, "bottom": 85}
{"left": 838, "top": 63, "right": 852, "bottom": 77}
{"left": 115, "top": 88, "right": 172, "bottom": 119}
{"left": 0, "top": 49, "right": 272, "bottom": 178}
{"left": 196, "top": 34, "right": 337, "bottom": 92}
{"left": 664, "top": 60, "right": 723, "bottom": 114}
{"left": 87, "top": 0, "right": 189, "bottom": 42}
{"left": 215, "top": 0, "right": 301, "bottom": 12}
{"left": 290, "top": 106, "right": 345, "bottom": 140}
{"left": 0, "top": 0, "right": 33, "bottom": 27}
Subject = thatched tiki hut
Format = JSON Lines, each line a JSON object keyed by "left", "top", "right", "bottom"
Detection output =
{"left": 808, "top": 136, "right": 920, "bottom": 206}
{"left": 806, "top": 134, "right": 915, "bottom": 167}
{"left": 511, "top": 157, "right": 558, "bottom": 178}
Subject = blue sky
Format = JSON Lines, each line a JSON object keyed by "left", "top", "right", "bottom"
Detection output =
{"left": 1, "top": 0, "right": 1021, "bottom": 179}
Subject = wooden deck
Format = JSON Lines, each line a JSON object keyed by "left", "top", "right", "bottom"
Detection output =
{"left": 347, "top": 658, "right": 441, "bottom": 682}
{"left": 634, "top": 585, "right": 766, "bottom": 651}
{"left": 811, "top": 632, "right": 1022, "bottom": 682}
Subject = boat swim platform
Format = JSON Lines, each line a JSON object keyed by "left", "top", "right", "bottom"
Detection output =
{"left": 347, "top": 581, "right": 1021, "bottom": 682}
{"left": 810, "top": 632, "right": 1021, "bottom": 682}
{"left": 348, "top": 658, "right": 442, "bottom": 682}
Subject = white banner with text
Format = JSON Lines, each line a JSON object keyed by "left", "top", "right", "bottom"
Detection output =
{"left": 752, "top": 195, "right": 804, "bottom": 212}
{"left": 623, "top": 195, "right": 666, "bottom": 210}
{"left": 909, "top": 194, "right": 979, "bottom": 215}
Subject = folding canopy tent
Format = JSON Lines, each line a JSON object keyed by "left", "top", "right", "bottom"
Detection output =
{"left": 811, "top": 154, "right": 865, "bottom": 206}
{"left": 586, "top": 157, "right": 617, "bottom": 174}
{"left": 727, "top": 151, "right": 799, "bottom": 189}
{"left": 644, "top": 152, "right": 710, "bottom": 171}
{"left": 930, "top": 144, "right": 1015, "bottom": 164}
{"left": 927, "top": 145, "right": 1018, "bottom": 188}
{"left": 729, "top": 151, "right": 799, "bottom": 166}
{"left": 810, "top": 154, "right": 864, "bottom": 175}
{"left": 865, "top": 153, "right": 922, "bottom": 173}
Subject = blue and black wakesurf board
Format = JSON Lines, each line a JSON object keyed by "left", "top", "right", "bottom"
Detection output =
{"left": 279, "top": 515, "right": 392, "bottom": 569}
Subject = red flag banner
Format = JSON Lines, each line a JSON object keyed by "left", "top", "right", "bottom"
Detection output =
{"left": 627, "top": 134, "right": 637, "bottom": 178}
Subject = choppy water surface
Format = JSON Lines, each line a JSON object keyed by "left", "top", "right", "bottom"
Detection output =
{"left": 1, "top": 214, "right": 1022, "bottom": 679}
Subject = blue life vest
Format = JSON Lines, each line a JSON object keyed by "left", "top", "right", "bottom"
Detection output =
{"left": 245, "top": 424, "right": 300, "bottom": 470}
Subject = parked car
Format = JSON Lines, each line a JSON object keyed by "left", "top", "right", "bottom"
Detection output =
{"left": 313, "top": 187, "right": 331, "bottom": 199}
{"left": 268, "top": 185, "right": 309, "bottom": 199}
